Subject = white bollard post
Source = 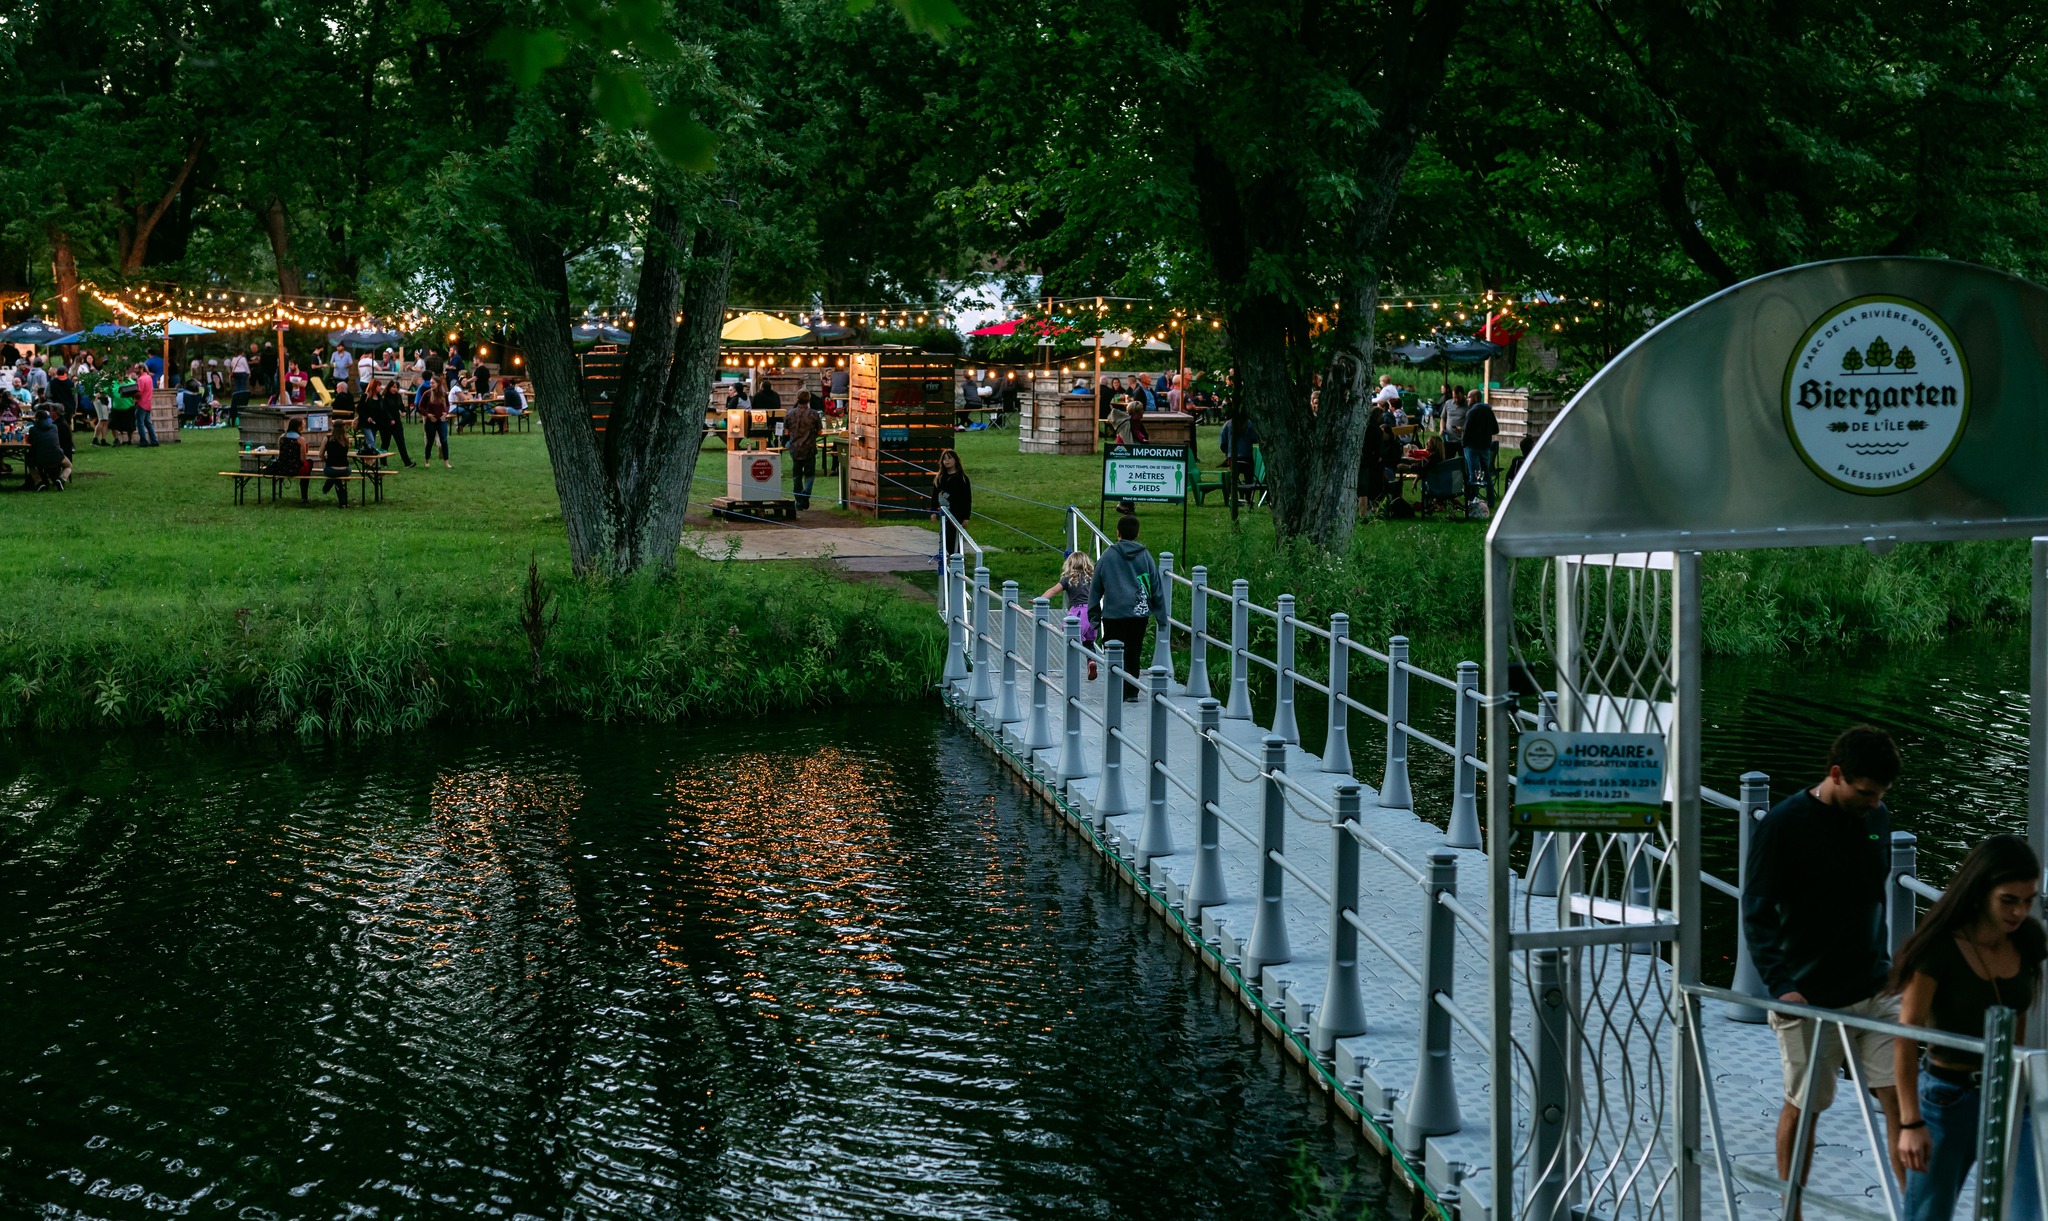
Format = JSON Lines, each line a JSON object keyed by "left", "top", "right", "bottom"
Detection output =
{"left": 1185, "top": 566, "right": 1213, "bottom": 699}
{"left": 1225, "top": 579, "right": 1253, "bottom": 719}
{"left": 942, "top": 554, "right": 969, "bottom": 684}
{"left": 1322, "top": 613, "right": 1353, "bottom": 774}
{"left": 1245, "top": 736, "right": 1292, "bottom": 979}
{"left": 1273, "top": 594, "right": 1299, "bottom": 744}
{"left": 1094, "top": 640, "right": 1129, "bottom": 822}
{"left": 996, "top": 582, "right": 1023, "bottom": 724}
{"left": 970, "top": 566, "right": 994, "bottom": 703}
{"left": 1445, "top": 661, "right": 1481, "bottom": 848}
{"left": 1058, "top": 615, "right": 1090, "bottom": 781}
{"left": 1153, "top": 553, "right": 1175, "bottom": 673}
{"left": 1188, "top": 699, "right": 1227, "bottom": 910}
{"left": 1138, "top": 667, "right": 1175, "bottom": 866}
{"left": 1022, "top": 598, "right": 1055, "bottom": 750}
{"left": 1314, "top": 783, "right": 1368, "bottom": 1054}
{"left": 1379, "top": 635, "right": 1414, "bottom": 808}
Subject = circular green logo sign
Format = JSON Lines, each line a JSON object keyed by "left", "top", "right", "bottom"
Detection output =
{"left": 1782, "top": 295, "right": 1970, "bottom": 494}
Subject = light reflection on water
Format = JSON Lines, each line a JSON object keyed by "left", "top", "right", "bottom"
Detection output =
{"left": 0, "top": 711, "right": 1381, "bottom": 1220}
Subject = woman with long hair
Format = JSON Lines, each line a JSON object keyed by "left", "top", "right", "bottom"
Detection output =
{"left": 929, "top": 448, "right": 972, "bottom": 557}
{"left": 1890, "top": 833, "right": 2044, "bottom": 1219}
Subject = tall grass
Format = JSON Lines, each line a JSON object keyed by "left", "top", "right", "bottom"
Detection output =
{"left": 0, "top": 556, "right": 941, "bottom": 737}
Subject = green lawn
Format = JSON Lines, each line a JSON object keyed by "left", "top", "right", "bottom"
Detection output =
{"left": 2, "top": 420, "right": 940, "bottom": 735}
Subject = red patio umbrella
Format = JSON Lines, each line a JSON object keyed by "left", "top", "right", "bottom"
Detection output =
{"left": 969, "top": 319, "right": 1020, "bottom": 337}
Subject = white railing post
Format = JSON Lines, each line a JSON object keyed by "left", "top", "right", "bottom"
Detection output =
{"left": 1727, "top": 771, "right": 1771, "bottom": 1022}
{"left": 1059, "top": 615, "right": 1090, "bottom": 781}
{"left": 1273, "top": 594, "right": 1299, "bottom": 743}
{"left": 1314, "top": 783, "right": 1367, "bottom": 1055}
{"left": 1446, "top": 660, "right": 1481, "bottom": 848}
{"left": 1888, "top": 831, "right": 1919, "bottom": 959}
{"left": 1023, "top": 597, "right": 1055, "bottom": 750}
{"left": 1185, "top": 566, "right": 1212, "bottom": 699}
{"left": 1380, "top": 635, "right": 1414, "bottom": 808}
{"left": 1139, "top": 667, "right": 1175, "bottom": 866}
{"left": 1153, "top": 553, "right": 1175, "bottom": 673}
{"left": 1065, "top": 505, "right": 1079, "bottom": 555}
{"left": 996, "top": 581, "right": 1023, "bottom": 724}
{"left": 941, "top": 553, "right": 969, "bottom": 684}
{"left": 1322, "top": 613, "right": 1353, "bottom": 774}
{"left": 1245, "top": 735, "right": 1292, "bottom": 980}
{"left": 1399, "top": 849, "right": 1462, "bottom": 1153}
{"left": 1225, "top": 578, "right": 1253, "bottom": 719}
{"left": 1188, "top": 699, "right": 1227, "bottom": 910}
{"left": 1094, "top": 640, "right": 1129, "bottom": 823}
{"left": 970, "top": 566, "right": 994, "bottom": 703}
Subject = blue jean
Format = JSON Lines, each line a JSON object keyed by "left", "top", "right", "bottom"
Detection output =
{"left": 423, "top": 419, "right": 449, "bottom": 460}
{"left": 136, "top": 411, "right": 158, "bottom": 445}
{"left": 1463, "top": 443, "right": 1497, "bottom": 503}
{"left": 1906, "top": 1067, "right": 2039, "bottom": 1221}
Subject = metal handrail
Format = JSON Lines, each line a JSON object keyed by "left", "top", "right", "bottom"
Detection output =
{"left": 1344, "top": 907, "right": 1423, "bottom": 983}
{"left": 1899, "top": 873, "right": 1944, "bottom": 902}
{"left": 1271, "top": 850, "right": 1333, "bottom": 905}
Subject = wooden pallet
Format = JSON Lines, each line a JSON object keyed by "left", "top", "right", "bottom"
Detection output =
{"left": 708, "top": 496, "right": 797, "bottom": 522}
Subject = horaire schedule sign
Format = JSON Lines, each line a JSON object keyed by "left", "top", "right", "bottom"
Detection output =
{"left": 1513, "top": 731, "right": 1667, "bottom": 831}
{"left": 1102, "top": 443, "right": 1190, "bottom": 504}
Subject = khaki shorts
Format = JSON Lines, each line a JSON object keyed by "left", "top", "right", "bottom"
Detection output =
{"left": 1769, "top": 993, "right": 1899, "bottom": 1111}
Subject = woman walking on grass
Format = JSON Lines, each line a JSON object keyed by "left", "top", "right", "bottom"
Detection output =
{"left": 419, "top": 377, "right": 451, "bottom": 467}
{"left": 1891, "top": 834, "right": 2044, "bottom": 1220}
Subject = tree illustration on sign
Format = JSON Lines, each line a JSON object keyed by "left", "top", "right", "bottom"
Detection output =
{"left": 1841, "top": 346, "right": 1865, "bottom": 372}
{"left": 1895, "top": 346, "right": 1917, "bottom": 371}
{"left": 1865, "top": 336, "right": 1893, "bottom": 368}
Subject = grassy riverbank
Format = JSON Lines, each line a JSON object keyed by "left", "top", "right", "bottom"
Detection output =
{"left": 1, "top": 425, "right": 940, "bottom": 735}
{"left": 5, "top": 420, "right": 2027, "bottom": 736}
{"left": 941, "top": 430, "right": 2035, "bottom": 669}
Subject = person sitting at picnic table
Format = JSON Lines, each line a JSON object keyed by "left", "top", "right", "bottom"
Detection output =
{"left": 320, "top": 423, "right": 354, "bottom": 507}
{"left": 1397, "top": 431, "right": 1445, "bottom": 475}
{"left": 449, "top": 379, "right": 477, "bottom": 432}
{"left": 25, "top": 407, "right": 69, "bottom": 490}
{"left": 498, "top": 376, "right": 528, "bottom": 432}
{"left": 266, "top": 418, "right": 306, "bottom": 479}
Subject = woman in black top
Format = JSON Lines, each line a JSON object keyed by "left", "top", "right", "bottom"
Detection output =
{"left": 321, "top": 424, "right": 354, "bottom": 507}
{"left": 929, "top": 448, "right": 972, "bottom": 557}
{"left": 1891, "top": 834, "right": 2043, "bottom": 1219}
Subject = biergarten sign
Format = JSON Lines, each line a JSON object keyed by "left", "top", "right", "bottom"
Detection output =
{"left": 1782, "top": 295, "right": 1970, "bottom": 495}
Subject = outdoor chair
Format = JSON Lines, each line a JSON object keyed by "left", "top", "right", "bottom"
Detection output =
{"left": 1417, "top": 459, "right": 1469, "bottom": 517}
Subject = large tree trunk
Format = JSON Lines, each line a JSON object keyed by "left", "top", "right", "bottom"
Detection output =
{"left": 49, "top": 229, "right": 82, "bottom": 332}
{"left": 624, "top": 224, "right": 734, "bottom": 570}
{"left": 261, "top": 198, "right": 303, "bottom": 296}
{"left": 517, "top": 230, "right": 622, "bottom": 575}
{"left": 121, "top": 138, "right": 205, "bottom": 276}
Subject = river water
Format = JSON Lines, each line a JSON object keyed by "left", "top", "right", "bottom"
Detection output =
{"left": 0, "top": 711, "right": 1383, "bottom": 1220}
{"left": 0, "top": 634, "right": 2028, "bottom": 1219}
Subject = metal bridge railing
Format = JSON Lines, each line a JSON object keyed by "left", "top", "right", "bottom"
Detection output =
{"left": 937, "top": 508, "right": 1997, "bottom": 1212}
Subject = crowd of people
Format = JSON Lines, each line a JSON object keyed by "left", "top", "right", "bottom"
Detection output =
{"left": 1356, "top": 374, "right": 1499, "bottom": 519}
{"left": 0, "top": 335, "right": 531, "bottom": 494}
{"left": 1745, "top": 725, "right": 2040, "bottom": 1220}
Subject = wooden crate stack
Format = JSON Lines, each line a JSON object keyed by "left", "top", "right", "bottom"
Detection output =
{"left": 1489, "top": 389, "right": 1562, "bottom": 449}
{"left": 580, "top": 345, "right": 626, "bottom": 434}
{"left": 1020, "top": 372, "right": 1098, "bottom": 454}
{"left": 847, "top": 350, "right": 955, "bottom": 516}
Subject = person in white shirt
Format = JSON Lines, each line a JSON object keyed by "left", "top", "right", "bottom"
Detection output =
{"left": 229, "top": 351, "right": 251, "bottom": 404}
{"left": 357, "top": 351, "right": 374, "bottom": 388}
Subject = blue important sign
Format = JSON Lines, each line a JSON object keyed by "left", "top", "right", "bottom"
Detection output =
{"left": 1514, "top": 731, "right": 1667, "bottom": 831}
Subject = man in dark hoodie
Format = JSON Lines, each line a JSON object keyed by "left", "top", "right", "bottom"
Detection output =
{"left": 1090, "top": 513, "right": 1167, "bottom": 701}
{"left": 26, "top": 407, "right": 69, "bottom": 489}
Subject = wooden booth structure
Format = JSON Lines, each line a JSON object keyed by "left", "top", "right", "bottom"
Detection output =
{"left": 847, "top": 349, "right": 956, "bottom": 516}
{"left": 1023, "top": 372, "right": 1099, "bottom": 454}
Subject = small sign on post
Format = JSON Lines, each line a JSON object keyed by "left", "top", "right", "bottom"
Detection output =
{"left": 1514, "top": 731, "right": 1666, "bottom": 831}
{"left": 1100, "top": 442, "right": 1191, "bottom": 558}
{"left": 1102, "top": 442, "right": 1190, "bottom": 503}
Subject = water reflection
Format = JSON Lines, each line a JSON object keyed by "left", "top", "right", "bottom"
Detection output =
{"left": 0, "top": 714, "right": 1380, "bottom": 1220}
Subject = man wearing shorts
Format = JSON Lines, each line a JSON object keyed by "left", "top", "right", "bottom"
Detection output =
{"left": 1743, "top": 724, "right": 1904, "bottom": 1192}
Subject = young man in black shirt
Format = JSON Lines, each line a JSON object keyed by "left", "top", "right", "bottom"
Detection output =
{"left": 1742, "top": 724, "right": 1904, "bottom": 1193}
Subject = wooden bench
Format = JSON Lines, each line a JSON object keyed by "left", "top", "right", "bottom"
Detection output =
{"left": 219, "top": 470, "right": 370, "bottom": 506}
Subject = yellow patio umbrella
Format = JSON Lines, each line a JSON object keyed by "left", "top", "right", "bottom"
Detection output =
{"left": 720, "top": 311, "right": 811, "bottom": 342}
